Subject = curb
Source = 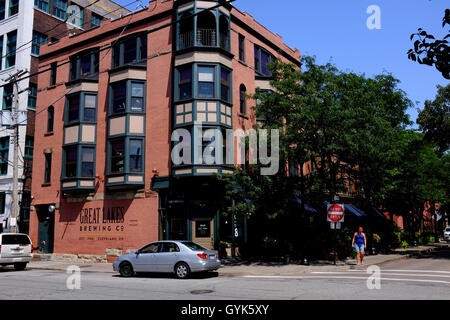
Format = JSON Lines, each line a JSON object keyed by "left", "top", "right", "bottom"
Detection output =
{"left": 26, "top": 244, "right": 448, "bottom": 276}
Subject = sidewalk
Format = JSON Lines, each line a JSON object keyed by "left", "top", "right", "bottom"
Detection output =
{"left": 26, "top": 242, "right": 449, "bottom": 276}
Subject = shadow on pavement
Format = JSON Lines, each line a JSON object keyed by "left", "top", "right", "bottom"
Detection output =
{"left": 112, "top": 271, "right": 219, "bottom": 280}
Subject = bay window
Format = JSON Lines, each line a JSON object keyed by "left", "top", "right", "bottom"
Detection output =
{"left": 112, "top": 33, "right": 147, "bottom": 68}
{"left": 66, "top": 92, "right": 97, "bottom": 124}
{"left": 69, "top": 49, "right": 99, "bottom": 81}
{"left": 108, "top": 138, "right": 144, "bottom": 174}
{"left": 63, "top": 146, "right": 95, "bottom": 178}
{"left": 110, "top": 80, "right": 146, "bottom": 115}
{"left": 198, "top": 66, "right": 215, "bottom": 98}
{"left": 175, "top": 64, "right": 232, "bottom": 102}
{"left": 178, "top": 66, "right": 192, "bottom": 100}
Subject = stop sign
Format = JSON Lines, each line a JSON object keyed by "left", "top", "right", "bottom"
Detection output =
{"left": 327, "top": 204, "right": 345, "bottom": 222}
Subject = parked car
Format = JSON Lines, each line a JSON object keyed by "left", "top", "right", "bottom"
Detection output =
{"left": 113, "top": 240, "right": 221, "bottom": 279}
{"left": 444, "top": 227, "right": 450, "bottom": 242}
{"left": 0, "top": 233, "right": 33, "bottom": 270}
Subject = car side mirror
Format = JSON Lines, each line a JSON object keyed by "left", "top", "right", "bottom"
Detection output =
{"left": 135, "top": 250, "right": 140, "bottom": 255}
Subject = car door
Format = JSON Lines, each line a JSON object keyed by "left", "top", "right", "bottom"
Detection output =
{"left": 133, "top": 242, "right": 159, "bottom": 272}
{"left": 157, "top": 242, "right": 181, "bottom": 272}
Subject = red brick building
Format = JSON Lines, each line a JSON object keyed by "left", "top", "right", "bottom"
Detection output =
{"left": 30, "top": 0, "right": 300, "bottom": 256}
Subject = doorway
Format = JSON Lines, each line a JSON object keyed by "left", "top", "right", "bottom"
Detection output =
{"left": 36, "top": 205, "right": 55, "bottom": 253}
{"left": 192, "top": 219, "right": 214, "bottom": 249}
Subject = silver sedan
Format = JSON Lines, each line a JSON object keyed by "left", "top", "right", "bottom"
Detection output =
{"left": 112, "top": 240, "right": 221, "bottom": 279}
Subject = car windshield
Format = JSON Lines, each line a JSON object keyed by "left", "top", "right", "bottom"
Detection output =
{"left": 446, "top": 228, "right": 450, "bottom": 232}
{"left": 181, "top": 241, "right": 207, "bottom": 251}
{"left": 2, "top": 234, "right": 31, "bottom": 245}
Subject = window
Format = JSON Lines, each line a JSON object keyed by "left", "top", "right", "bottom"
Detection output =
{"left": 24, "top": 136, "right": 34, "bottom": 159}
{"left": 53, "top": 0, "right": 67, "bottom": 20}
{"left": 178, "top": 66, "right": 192, "bottom": 100}
{"left": 28, "top": 83, "right": 37, "bottom": 109}
{"left": 110, "top": 81, "right": 145, "bottom": 114}
{"left": 0, "top": 192, "right": 5, "bottom": 214}
{"left": 50, "top": 62, "right": 57, "bottom": 86}
{"left": 44, "top": 153, "right": 52, "bottom": 183}
{"left": 66, "top": 92, "right": 97, "bottom": 123}
{"left": 47, "top": 106, "right": 54, "bottom": 132}
{"left": 238, "top": 34, "right": 245, "bottom": 62}
{"left": 110, "top": 139, "right": 125, "bottom": 173}
{"left": 254, "top": 45, "right": 273, "bottom": 76}
{"left": 160, "top": 242, "right": 180, "bottom": 253}
{"left": 0, "top": 0, "right": 5, "bottom": 20}
{"left": 0, "top": 35, "right": 3, "bottom": 70}
{"left": 109, "top": 138, "right": 144, "bottom": 174}
{"left": 0, "top": 137, "right": 9, "bottom": 175}
{"left": 140, "top": 243, "right": 158, "bottom": 254}
{"left": 239, "top": 84, "right": 247, "bottom": 115}
{"left": 32, "top": 31, "right": 48, "bottom": 56}
{"left": 111, "top": 82, "right": 126, "bottom": 114}
{"left": 64, "top": 146, "right": 77, "bottom": 178}
{"left": 198, "top": 66, "right": 215, "bottom": 98}
{"left": 69, "top": 4, "right": 83, "bottom": 28}
{"left": 69, "top": 49, "right": 99, "bottom": 81}
{"left": 83, "top": 94, "right": 96, "bottom": 121}
{"left": 6, "top": 30, "right": 17, "bottom": 68}
{"left": 3, "top": 83, "right": 13, "bottom": 110}
{"left": 112, "top": 33, "right": 147, "bottom": 68}
{"left": 131, "top": 82, "right": 144, "bottom": 112}
{"left": 8, "top": 0, "right": 18, "bottom": 16}
{"left": 67, "top": 94, "right": 80, "bottom": 123}
{"left": 91, "top": 12, "right": 103, "bottom": 29}
{"left": 129, "top": 139, "right": 143, "bottom": 172}
{"left": 221, "top": 69, "right": 230, "bottom": 102}
{"left": 34, "top": 0, "right": 49, "bottom": 13}
{"left": 81, "top": 147, "right": 94, "bottom": 177}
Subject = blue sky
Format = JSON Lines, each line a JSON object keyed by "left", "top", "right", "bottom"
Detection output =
{"left": 115, "top": 0, "right": 449, "bottom": 125}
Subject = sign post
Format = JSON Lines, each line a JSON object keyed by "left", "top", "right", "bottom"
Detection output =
{"left": 327, "top": 204, "right": 344, "bottom": 265}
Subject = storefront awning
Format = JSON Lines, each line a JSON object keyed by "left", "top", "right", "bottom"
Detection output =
{"left": 345, "top": 204, "right": 366, "bottom": 218}
{"left": 289, "top": 196, "right": 318, "bottom": 214}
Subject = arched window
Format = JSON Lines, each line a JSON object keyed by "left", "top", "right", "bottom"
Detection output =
{"left": 47, "top": 106, "right": 54, "bottom": 132}
{"left": 239, "top": 84, "right": 247, "bottom": 115}
{"left": 196, "top": 11, "right": 216, "bottom": 47}
{"left": 179, "top": 12, "right": 194, "bottom": 49}
{"left": 219, "top": 15, "right": 229, "bottom": 51}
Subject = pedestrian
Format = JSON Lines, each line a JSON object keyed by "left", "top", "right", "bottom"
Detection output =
{"left": 352, "top": 226, "right": 366, "bottom": 265}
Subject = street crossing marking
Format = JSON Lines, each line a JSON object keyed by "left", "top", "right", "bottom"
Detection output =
{"left": 242, "top": 273, "right": 450, "bottom": 285}
{"left": 312, "top": 271, "right": 450, "bottom": 278}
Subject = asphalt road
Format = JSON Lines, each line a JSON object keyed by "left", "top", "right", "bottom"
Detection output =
{"left": 1, "top": 248, "right": 449, "bottom": 300}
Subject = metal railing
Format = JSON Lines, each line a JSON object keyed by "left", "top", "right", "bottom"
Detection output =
{"left": 179, "top": 29, "right": 230, "bottom": 51}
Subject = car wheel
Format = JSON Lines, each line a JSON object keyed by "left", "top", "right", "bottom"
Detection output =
{"left": 175, "top": 262, "right": 190, "bottom": 279}
{"left": 119, "top": 261, "right": 134, "bottom": 277}
{"left": 14, "top": 263, "right": 27, "bottom": 271}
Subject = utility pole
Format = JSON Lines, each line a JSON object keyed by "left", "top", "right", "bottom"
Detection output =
{"left": 3, "top": 69, "right": 28, "bottom": 233}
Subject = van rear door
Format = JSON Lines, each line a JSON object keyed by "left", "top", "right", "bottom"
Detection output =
{"left": 0, "top": 234, "right": 32, "bottom": 258}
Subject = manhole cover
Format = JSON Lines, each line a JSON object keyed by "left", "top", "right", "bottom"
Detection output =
{"left": 190, "top": 289, "right": 215, "bottom": 295}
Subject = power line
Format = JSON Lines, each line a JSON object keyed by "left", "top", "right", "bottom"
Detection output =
{"left": 0, "top": 0, "right": 236, "bottom": 135}
{"left": 0, "top": 0, "right": 141, "bottom": 63}
{"left": 0, "top": 0, "right": 102, "bottom": 61}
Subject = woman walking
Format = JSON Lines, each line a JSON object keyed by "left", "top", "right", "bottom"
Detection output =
{"left": 352, "top": 227, "right": 366, "bottom": 265}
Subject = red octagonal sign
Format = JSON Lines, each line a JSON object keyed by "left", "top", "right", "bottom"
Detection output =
{"left": 327, "top": 204, "right": 345, "bottom": 222}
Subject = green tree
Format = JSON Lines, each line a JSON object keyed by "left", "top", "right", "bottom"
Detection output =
{"left": 407, "top": 9, "right": 450, "bottom": 79}
{"left": 417, "top": 84, "right": 450, "bottom": 156}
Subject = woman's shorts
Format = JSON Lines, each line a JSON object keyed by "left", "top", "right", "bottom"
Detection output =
{"left": 354, "top": 243, "right": 364, "bottom": 253}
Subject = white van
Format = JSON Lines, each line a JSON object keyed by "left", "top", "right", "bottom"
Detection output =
{"left": 0, "top": 233, "right": 33, "bottom": 270}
